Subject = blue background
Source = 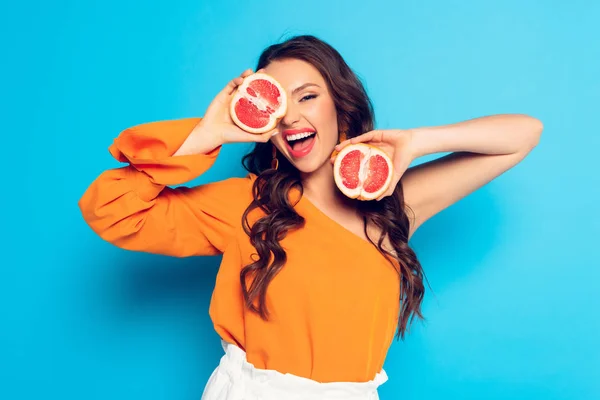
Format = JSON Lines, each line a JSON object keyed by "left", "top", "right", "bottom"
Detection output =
{"left": 2, "top": 0, "right": 598, "bottom": 399}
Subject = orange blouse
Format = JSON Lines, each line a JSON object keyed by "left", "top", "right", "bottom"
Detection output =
{"left": 78, "top": 118, "right": 400, "bottom": 383}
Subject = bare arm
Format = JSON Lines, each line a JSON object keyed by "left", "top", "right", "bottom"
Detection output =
{"left": 402, "top": 114, "right": 543, "bottom": 238}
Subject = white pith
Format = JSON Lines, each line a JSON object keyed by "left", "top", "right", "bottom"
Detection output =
{"left": 333, "top": 143, "right": 393, "bottom": 201}
{"left": 246, "top": 94, "right": 273, "bottom": 112}
{"left": 358, "top": 150, "right": 371, "bottom": 185}
{"left": 229, "top": 73, "right": 288, "bottom": 134}
{"left": 286, "top": 131, "right": 316, "bottom": 142}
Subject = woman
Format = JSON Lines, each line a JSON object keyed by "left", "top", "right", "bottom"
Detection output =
{"left": 79, "top": 35, "right": 543, "bottom": 399}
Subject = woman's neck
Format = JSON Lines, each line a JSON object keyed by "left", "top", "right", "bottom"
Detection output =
{"left": 300, "top": 161, "right": 354, "bottom": 210}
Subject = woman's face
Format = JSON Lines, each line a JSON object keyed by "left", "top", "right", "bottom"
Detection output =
{"left": 264, "top": 58, "right": 339, "bottom": 174}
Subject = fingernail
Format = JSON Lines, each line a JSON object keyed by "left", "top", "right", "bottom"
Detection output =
{"left": 271, "top": 131, "right": 279, "bottom": 136}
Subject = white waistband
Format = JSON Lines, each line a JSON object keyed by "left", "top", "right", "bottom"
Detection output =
{"left": 207, "top": 340, "right": 388, "bottom": 400}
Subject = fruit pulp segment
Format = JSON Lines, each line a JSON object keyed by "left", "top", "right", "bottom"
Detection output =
{"left": 234, "top": 98, "right": 272, "bottom": 129}
{"left": 247, "top": 79, "right": 282, "bottom": 107}
{"left": 339, "top": 149, "right": 364, "bottom": 189}
{"left": 362, "top": 154, "right": 390, "bottom": 193}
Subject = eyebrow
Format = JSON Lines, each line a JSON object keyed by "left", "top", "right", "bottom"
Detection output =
{"left": 292, "top": 83, "right": 321, "bottom": 95}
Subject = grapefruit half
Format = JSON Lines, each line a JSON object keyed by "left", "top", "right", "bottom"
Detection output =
{"left": 229, "top": 73, "right": 287, "bottom": 134}
{"left": 333, "top": 143, "right": 393, "bottom": 200}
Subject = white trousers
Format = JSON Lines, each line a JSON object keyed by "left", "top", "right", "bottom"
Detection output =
{"left": 200, "top": 340, "right": 388, "bottom": 400}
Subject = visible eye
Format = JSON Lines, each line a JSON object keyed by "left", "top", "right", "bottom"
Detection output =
{"left": 300, "top": 94, "right": 317, "bottom": 102}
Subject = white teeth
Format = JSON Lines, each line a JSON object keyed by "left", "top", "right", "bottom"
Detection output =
{"left": 286, "top": 131, "right": 316, "bottom": 142}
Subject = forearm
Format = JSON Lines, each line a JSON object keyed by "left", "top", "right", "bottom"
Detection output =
{"left": 409, "top": 114, "right": 543, "bottom": 159}
{"left": 174, "top": 121, "right": 222, "bottom": 156}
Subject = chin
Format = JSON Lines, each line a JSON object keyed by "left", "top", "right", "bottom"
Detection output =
{"left": 292, "top": 161, "right": 322, "bottom": 174}
{"left": 288, "top": 152, "right": 332, "bottom": 175}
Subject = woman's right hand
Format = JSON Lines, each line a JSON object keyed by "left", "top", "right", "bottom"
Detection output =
{"left": 174, "top": 69, "right": 279, "bottom": 156}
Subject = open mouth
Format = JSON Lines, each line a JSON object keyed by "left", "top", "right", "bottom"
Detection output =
{"left": 285, "top": 131, "right": 317, "bottom": 158}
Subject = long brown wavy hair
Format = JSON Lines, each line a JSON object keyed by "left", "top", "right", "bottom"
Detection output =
{"left": 240, "top": 35, "right": 427, "bottom": 339}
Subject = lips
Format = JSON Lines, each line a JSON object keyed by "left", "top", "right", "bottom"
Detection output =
{"left": 283, "top": 130, "right": 317, "bottom": 158}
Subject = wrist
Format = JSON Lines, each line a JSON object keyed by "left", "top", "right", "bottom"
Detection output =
{"left": 191, "top": 123, "right": 225, "bottom": 150}
{"left": 407, "top": 127, "right": 434, "bottom": 159}
{"left": 398, "top": 128, "right": 418, "bottom": 161}
{"left": 174, "top": 124, "right": 223, "bottom": 156}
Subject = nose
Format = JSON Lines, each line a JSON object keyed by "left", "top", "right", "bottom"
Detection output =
{"left": 280, "top": 97, "right": 300, "bottom": 128}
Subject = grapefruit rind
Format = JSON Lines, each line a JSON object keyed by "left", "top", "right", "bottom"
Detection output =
{"left": 229, "top": 73, "right": 288, "bottom": 134}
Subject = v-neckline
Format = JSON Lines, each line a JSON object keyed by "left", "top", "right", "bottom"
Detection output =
{"left": 297, "top": 193, "right": 380, "bottom": 253}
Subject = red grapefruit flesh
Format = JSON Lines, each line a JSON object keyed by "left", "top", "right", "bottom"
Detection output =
{"left": 339, "top": 149, "right": 363, "bottom": 189}
{"left": 230, "top": 73, "right": 287, "bottom": 134}
{"left": 362, "top": 154, "right": 391, "bottom": 194}
{"left": 333, "top": 143, "right": 393, "bottom": 200}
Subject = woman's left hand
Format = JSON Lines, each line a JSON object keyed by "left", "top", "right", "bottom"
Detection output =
{"left": 331, "top": 129, "right": 415, "bottom": 201}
